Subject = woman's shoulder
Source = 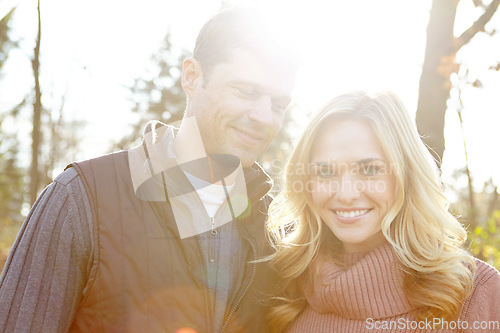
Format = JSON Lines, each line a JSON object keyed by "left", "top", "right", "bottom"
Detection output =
{"left": 473, "top": 258, "right": 500, "bottom": 287}
{"left": 460, "top": 258, "right": 500, "bottom": 331}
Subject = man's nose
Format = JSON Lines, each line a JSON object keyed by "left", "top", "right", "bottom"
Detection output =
{"left": 248, "top": 95, "right": 273, "bottom": 127}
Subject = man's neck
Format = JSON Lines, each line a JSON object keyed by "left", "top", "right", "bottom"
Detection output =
{"left": 175, "top": 117, "right": 237, "bottom": 186}
{"left": 175, "top": 116, "right": 207, "bottom": 166}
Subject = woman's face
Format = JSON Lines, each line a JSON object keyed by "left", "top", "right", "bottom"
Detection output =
{"left": 309, "top": 118, "right": 397, "bottom": 253}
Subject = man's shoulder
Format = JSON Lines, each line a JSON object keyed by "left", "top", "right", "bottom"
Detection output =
{"left": 60, "top": 151, "right": 131, "bottom": 198}
{"left": 71, "top": 150, "right": 129, "bottom": 168}
{"left": 67, "top": 150, "right": 129, "bottom": 179}
{"left": 54, "top": 167, "right": 80, "bottom": 186}
{"left": 55, "top": 150, "right": 129, "bottom": 187}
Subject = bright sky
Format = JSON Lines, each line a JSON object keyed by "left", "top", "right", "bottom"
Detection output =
{"left": 1, "top": 0, "right": 499, "bottom": 195}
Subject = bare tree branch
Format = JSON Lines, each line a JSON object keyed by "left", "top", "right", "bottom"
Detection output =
{"left": 30, "top": 0, "right": 42, "bottom": 205}
{"left": 455, "top": 0, "right": 500, "bottom": 50}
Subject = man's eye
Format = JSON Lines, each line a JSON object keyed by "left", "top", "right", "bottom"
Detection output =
{"left": 237, "top": 88, "right": 258, "bottom": 99}
{"left": 272, "top": 101, "right": 288, "bottom": 113}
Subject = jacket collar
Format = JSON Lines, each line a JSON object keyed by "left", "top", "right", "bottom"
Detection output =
{"left": 243, "top": 162, "right": 273, "bottom": 202}
{"left": 128, "top": 120, "right": 273, "bottom": 202}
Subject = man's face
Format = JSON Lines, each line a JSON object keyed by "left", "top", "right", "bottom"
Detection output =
{"left": 183, "top": 48, "right": 295, "bottom": 168}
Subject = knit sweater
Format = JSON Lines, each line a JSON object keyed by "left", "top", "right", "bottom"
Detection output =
{"left": 287, "top": 243, "right": 500, "bottom": 333}
{"left": 0, "top": 168, "right": 91, "bottom": 332}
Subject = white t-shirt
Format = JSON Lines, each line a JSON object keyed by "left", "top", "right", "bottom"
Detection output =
{"left": 184, "top": 171, "right": 235, "bottom": 218}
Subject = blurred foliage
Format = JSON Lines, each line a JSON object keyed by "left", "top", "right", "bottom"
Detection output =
{"left": 449, "top": 173, "right": 500, "bottom": 270}
{"left": 0, "top": 127, "right": 25, "bottom": 252}
{"left": 468, "top": 211, "right": 500, "bottom": 270}
{"left": 259, "top": 103, "right": 302, "bottom": 195}
{"left": 0, "top": 7, "right": 18, "bottom": 74}
{"left": 0, "top": 7, "right": 25, "bottom": 272}
{"left": 0, "top": 122, "right": 25, "bottom": 222}
{"left": 112, "top": 32, "right": 189, "bottom": 150}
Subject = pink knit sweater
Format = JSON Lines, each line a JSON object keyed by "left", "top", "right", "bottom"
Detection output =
{"left": 287, "top": 243, "right": 500, "bottom": 332}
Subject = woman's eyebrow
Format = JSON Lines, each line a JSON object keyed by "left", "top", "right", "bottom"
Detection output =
{"left": 310, "top": 161, "right": 334, "bottom": 166}
{"left": 356, "top": 158, "right": 385, "bottom": 165}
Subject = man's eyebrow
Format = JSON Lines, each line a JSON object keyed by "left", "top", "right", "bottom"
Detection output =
{"left": 228, "top": 81, "right": 291, "bottom": 102}
{"left": 227, "top": 80, "right": 257, "bottom": 89}
{"left": 274, "top": 95, "right": 292, "bottom": 104}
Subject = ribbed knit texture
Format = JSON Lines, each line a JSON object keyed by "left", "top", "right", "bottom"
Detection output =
{"left": 308, "top": 243, "right": 411, "bottom": 319}
{"left": 287, "top": 243, "right": 500, "bottom": 333}
{"left": 0, "top": 168, "right": 92, "bottom": 333}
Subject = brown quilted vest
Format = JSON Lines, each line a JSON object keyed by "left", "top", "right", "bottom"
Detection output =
{"left": 68, "top": 150, "right": 275, "bottom": 333}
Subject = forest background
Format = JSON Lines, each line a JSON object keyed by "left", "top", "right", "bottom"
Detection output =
{"left": 1, "top": 0, "right": 500, "bottom": 271}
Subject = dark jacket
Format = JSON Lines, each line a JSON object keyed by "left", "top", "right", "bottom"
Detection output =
{"left": 68, "top": 123, "right": 276, "bottom": 332}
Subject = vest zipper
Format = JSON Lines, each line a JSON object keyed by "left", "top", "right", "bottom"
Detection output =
{"left": 220, "top": 190, "right": 263, "bottom": 333}
{"left": 209, "top": 217, "right": 217, "bottom": 263}
{"left": 195, "top": 235, "right": 215, "bottom": 332}
{"left": 189, "top": 174, "right": 267, "bottom": 333}
{"left": 193, "top": 191, "right": 226, "bottom": 333}
{"left": 220, "top": 239, "right": 257, "bottom": 333}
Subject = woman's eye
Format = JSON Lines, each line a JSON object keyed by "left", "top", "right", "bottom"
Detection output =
{"left": 315, "top": 165, "right": 335, "bottom": 178}
{"left": 361, "top": 164, "right": 383, "bottom": 176}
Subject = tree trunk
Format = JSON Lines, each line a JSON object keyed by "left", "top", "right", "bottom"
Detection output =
{"left": 415, "top": 0, "right": 459, "bottom": 164}
{"left": 416, "top": 0, "right": 500, "bottom": 164}
{"left": 30, "top": 0, "right": 42, "bottom": 205}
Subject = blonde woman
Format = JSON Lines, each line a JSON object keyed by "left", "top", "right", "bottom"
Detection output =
{"left": 267, "top": 91, "right": 500, "bottom": 332}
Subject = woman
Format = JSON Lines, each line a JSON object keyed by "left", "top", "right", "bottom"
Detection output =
{"left": 266, "top": 91, "right": 500, "bottom": 332}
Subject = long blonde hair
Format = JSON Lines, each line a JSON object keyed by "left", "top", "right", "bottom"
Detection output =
{"left": 266, "top": 91, "right": 475, "bottom": 332}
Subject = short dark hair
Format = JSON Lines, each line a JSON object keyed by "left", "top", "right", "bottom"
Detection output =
{"left": 193, "top": 6, "right": 301, "bottom": 80}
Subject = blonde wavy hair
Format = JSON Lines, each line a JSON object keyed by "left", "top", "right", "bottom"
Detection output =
{"left": 266, "top": 91, "right": 475, "bottom": 332}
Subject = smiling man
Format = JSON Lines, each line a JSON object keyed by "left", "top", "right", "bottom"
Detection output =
{"left": 181, "top": 47, "right": 294, "bottom": 168}
{"left": 0, "top": 7, "right": 300, "bottom": 333}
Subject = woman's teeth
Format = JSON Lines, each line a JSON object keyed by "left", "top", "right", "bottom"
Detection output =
{"left": 335, "top": 209, "right": 369, "bottom": 218}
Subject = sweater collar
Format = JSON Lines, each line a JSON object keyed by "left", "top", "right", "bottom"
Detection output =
{"left": 305, "top": 243, "right": 412, "bottom": 320}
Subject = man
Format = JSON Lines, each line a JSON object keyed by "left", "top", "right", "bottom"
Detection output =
{"left": 0, "top": 6, "right": 299, "bottom": 333}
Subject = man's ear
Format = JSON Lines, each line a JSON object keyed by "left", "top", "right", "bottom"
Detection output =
{"left": 181, "top": 57, "right": 203, "bottom": 96}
